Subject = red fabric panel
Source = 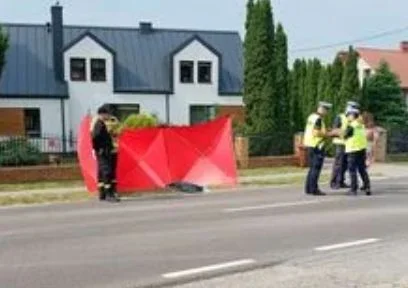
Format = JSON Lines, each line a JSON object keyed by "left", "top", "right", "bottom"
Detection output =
{"left": 77, "top": 116, "right": 98, "bottom": 193}
{"left": 77, "top": 116, "right": 237, "bottom": 194}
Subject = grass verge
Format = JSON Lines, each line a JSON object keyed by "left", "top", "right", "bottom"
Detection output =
{"left": 0, "top": 191, "right": 90, "bottom": 206}
{"left": 239, "top": 166, "right": 305, "bottom": 177}
{"left": 0, "top": 181, "right": 83, "bottom": 192}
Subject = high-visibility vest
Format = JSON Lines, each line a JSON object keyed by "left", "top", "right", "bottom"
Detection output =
{"left": 303, "top": 113, "right": 326, "bottom": 148}
{"left": 104, "top": 116, "right": 120, "bottom": 153}
{"left": 333, "top": 114, "right": 348, "bottom": 145}
{"left": 345, "top": 120, "right": 367, "bottom": 153}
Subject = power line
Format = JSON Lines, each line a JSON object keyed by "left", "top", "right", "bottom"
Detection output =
{"left": 290, "top": 25, "right": 408, "bottom": 53}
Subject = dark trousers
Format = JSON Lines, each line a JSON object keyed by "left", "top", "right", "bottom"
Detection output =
{"left": 305, "top": 147, "right": 325, "bottom": 194}
{"left": 347, "top": 149, "right": 370, "bottom": 192}
{"left": 97, "top": 152, "right": 113, "bottom": 199}
{"left": 110, "top": 152, "right": 118, "bottom": 193}
{"left": 330, "top": 145, "right": 348, "bottom": 187}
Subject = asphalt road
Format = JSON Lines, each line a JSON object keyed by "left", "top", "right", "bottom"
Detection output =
{"left": 1, "top": 177, "right": 408, "bottom": 288}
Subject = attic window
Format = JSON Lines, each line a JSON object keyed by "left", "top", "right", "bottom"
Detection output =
{"left": 70, "top": 58, "right": 86, "bottom": 81}
{"left": 180, "top": 61, "right": 194, "bottom": 83}
{"left": 91, "top": 59, "right": 106, "bottom": 82}
{"left": 198, "top": 62, "right": 212, "bottom": 84}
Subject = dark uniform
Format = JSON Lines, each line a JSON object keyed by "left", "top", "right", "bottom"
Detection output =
{"left": 91, "top": 106, "right": 120, "bottom": 202}
{"left": 330, "top": 114, "right": 348, "bottom": 189}
{"left": 344, "top": 109, "right": 371, "bottom": 196}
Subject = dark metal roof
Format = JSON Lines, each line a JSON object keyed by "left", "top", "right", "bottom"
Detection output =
{"left": 0, "top": 23, "right": 243, "bottom": 98}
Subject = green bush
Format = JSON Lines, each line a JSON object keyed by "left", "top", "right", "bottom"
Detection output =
{"left": 0, "top": 138, "right": 42, "bottom": 166}
{"left": 122, "top": 113, "right": 158, "bottom": 129}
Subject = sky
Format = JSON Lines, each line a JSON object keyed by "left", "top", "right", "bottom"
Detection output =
{"left": 1, "top": 0, "right": 408, "bottom": 64}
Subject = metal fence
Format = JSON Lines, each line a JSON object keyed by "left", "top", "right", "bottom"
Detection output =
{"left": 387, "top": 127, "right": 408, "bottom": 155}
{"left": 0, "top": 136, "right": 78, "bottom": 167}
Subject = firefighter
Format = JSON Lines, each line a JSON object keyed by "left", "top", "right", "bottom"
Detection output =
{"left": 105, "top": 115, "right": 121, "bottom": 199}
{"left": 91, "top": 104, "right": 120, "bottom": 202}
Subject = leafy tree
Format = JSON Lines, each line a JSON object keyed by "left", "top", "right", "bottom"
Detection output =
{"left": 0, "top": 25, "right": 9, "bottom": 78}
{"left": 363, "top": 61, "right": 408, "bottom": 127}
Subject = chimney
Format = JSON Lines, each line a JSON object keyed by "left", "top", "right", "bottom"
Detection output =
{"left": 140, "top": 22, "right": 153, "bottom": 34}
{"left": 51, "top": 4, "right": 64, "bottom": 82}
{"left": 400, "top": 41, "right": 408, "bottom": 52}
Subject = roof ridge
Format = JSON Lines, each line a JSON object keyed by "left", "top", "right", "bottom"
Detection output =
{"left": 356, "top": 47, "right": 404, "bottom": 53}
{"left": 64, "top": 24, "right": 240, "bottom": 35}
{"left": 1, "top": 22, "right": 240, "bottom": 36}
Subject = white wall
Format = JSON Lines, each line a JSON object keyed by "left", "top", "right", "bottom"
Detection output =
{"left": 172, "top": 39, "right": 243, "bottom": 125}
{"left": 64, "top": 36, "right": 167, "bottom": 138}
{"left": 0, "top": 98, "right": 62, "bottom": 137}
{"left": 357, "top": 58, "right": 373, "bottom": 86}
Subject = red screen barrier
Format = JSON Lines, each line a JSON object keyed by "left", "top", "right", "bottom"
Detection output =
{"left": 77, "top": 116, "right": 237, "bottom": 194}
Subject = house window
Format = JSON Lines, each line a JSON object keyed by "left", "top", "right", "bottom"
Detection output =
{"left": 364, "top": 69, "right": 371, "bottom": 79}
{"left": 190, "top": 105, "right": 216, "bottom": 125}
{"left": 111, "top": 104, "right": 140, "bottom": 121}
{"left": 198, "top": 62, "right": 212, "bottom": 83}
{"left": 180, "top": 61, "right": 194, "bottom": 83}
{"left": 70, "top": 58, "right": 86, "bottom": 81}
{"left": 24, "top": 109, "right": 41, "bottom": 138}
{"left": 91, "top": 59, "right": 106, "bottom": 82}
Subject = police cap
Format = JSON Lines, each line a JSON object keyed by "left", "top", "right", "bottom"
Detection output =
{"left": 347, "top": 101, "right": 360, "bottom": 109}
{"left": 346, "top": 107, "right": 360, "bottom": 116}
{"left": 319, "top": 101, "right": 333, "bottom": 109}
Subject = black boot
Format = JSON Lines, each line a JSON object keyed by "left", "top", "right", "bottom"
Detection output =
{"left": 98, "top": 187, "right": 106, "bottom": 201}
{"left": 106, "top": 188, "right": 120, "bottom": 203}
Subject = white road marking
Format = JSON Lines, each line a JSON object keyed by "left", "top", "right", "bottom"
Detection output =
{"left": 162, "top": 259, "right": 256, "bottom": 279}
{"left": 315, "top": 238, "right": 380, "bottom": 252}
{"left": 224, "top": 200, "right": 329, "bottom": 213}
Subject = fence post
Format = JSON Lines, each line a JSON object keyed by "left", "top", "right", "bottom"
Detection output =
{"left": 375, "top": 127, "right": 387, "bottom": 162}
{"left": 294, "top": 132, "right": 307, "bottom": 167}
{"left": 235, "top": 136, "right": 249, "bottom": 169}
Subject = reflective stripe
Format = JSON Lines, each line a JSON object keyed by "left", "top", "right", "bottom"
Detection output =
{"left": 345, "top": 120, "right": 367, "bottom": 153}
{"left": 97, "top": 183, "right": 104, "bottom": 188}
{"left": 104, "top": 184, "right": 112, "bottom": 189}
{"left": 303, "top": 113, "right": 326, "bottom": 148}
{"left": 333, "top": 114, "right": 348, "bottom": 145}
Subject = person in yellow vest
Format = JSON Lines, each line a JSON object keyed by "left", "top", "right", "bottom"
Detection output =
{"left": 330, "top": 101, "right": 360, "bottom": 189}
{"left": 304, "top": 101, "right": 335, "bottom": 196}
{"left": 344, "top": 107, "right": 371, "bottom": 196}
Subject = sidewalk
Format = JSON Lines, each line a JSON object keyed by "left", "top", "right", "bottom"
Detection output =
{"left": 0, "top": 163, "right": 405, "bottom": 198}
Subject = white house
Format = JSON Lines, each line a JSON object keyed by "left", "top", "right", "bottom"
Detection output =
{"left": 356, "top": 42, "right": 408, "bottom": 107}
{"left": 0, "top": 5, "right": 243, "bottom": 152}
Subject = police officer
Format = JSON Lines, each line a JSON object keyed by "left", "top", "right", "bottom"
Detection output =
{"left": 91, "top": 104, "right": 120, "bottom": 202}
{"left": 344, "top": 107, "right": 371, "bottom": 196}
{"left": 330, "top": 101, "right": 360, "bottom": 189}
{"left": 304, "top": 101, "right": 334, "bottom": 196}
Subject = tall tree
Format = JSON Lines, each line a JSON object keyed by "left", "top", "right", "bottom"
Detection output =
{"left": 289, "top": 59, "right": 304, "bottom": 132}
{"left": 0, "top": 25, "right": 9, "bottom": 78}
{"left": 363, "top": 61, "right": 408, "bottom": 127}
{"left": 338, "top": 46, "right": 360, "bottom": 110}
{"left": 243, "top": 0, "right": 276, "bottom": 155}
{"left": 330, "top": 55, "right": 345, "bottom": 116}
{"left": 274, "top": 23, "right": 290, "bottom": 134}
{"left": 304, "top": 59, "right": 322, "bottom": 117}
